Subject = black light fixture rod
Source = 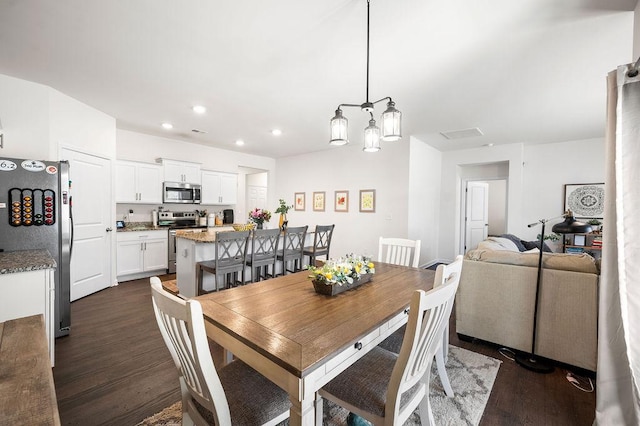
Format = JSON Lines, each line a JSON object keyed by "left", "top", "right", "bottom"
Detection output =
{"left": 366, "top": 0, "right": 371, "bottom": 104}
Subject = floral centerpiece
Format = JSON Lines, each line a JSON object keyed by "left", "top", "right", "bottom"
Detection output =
{"left": 248, "top": 208, "right": 271, "bottom": 229}
{"left": 308, "top": 254, "right": 375, "bottom": 295}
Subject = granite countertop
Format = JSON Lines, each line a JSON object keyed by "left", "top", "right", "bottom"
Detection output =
{"left": 175, "top": 226, "right": 235, "bottom": 243}
{"left": 116, "top": 222, "right": 167, "bottom": 232}
{"left": 0, "top": 250, "right": 57, "bottom": 274}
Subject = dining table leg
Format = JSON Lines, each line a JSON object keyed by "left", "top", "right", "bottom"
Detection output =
{"left": 289, "top": 394, "right": 315, "bottom": 426}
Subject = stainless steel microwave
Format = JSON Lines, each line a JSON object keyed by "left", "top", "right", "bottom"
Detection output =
{"left": 163, "top": 182, "right": 201, "bottom": 204}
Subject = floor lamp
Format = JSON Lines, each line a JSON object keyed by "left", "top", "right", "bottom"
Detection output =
{"left": 516, "top": 210, "right": 592, "bottom": 373}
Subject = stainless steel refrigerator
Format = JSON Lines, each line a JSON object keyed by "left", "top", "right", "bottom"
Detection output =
{"left": 0, "top": 157, "right": 72, "bottom": 337}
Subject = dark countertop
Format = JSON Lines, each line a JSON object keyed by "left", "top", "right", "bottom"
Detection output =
{"left": 0, "top": 250, "right": 57, "bottom": 274}
{"left": 116, "top": 222, "right": 167, "bottom": 232}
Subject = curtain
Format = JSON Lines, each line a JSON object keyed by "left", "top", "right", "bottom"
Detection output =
{"left": 595, "top": 65, "right": 640, "bottom": 425}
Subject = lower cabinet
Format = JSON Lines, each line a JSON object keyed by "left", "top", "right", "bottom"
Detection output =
{"left": 0, "top": 268, "right": 55, "bottom": 366}
{"left": 117, "top": 230, "right": 168, "bottom": 281}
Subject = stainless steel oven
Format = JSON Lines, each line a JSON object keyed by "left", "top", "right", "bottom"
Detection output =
{"left": 159, "top": 211, "right": 202, "bottom": 274}
{"left": 168, "top": 229, "right": 178, "bottom": 274}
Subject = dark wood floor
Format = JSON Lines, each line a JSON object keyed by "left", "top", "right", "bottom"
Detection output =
{"left": 53, "top": 274, "right": 596, "bottom": 425}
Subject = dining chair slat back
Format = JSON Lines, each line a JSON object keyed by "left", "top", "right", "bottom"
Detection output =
{"left": 246, "top": 228, "right": 281, "bottom": 282}
{"left": 277, "top": 225, "right": 308, "bottom": 275}
{"left": 197, "top": 230, "right": 250, "bottom": 294}
{"left": 303, "top": 224, "right": 335, "bottom": 267}
{"left": 318, "top": 282, "right": 459, "bottom": 425}
{"left": 378, "top": 236, "right": 421, "bottom": 268}
{"left": 150, "top": 277, "right": 290, "bottom": 426}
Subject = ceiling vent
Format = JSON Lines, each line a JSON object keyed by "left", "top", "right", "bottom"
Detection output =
{"left": 191, "top": 129, "right": 208, "bottom": 134}
{"left": 440, "top": 127, "right": 483, "bottom": 140}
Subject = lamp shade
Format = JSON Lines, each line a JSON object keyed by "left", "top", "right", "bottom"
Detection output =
{"left": 363, "top": 119, "right": 381, "bottom": 152}
{"left": 330, "top": 109, "right": 349, "bottom": 146}
{"left": 551, "top": 211, "right": 593, "bottom": 234}
{"left": 381, "top": 101, "right": 402, "bottom": 141}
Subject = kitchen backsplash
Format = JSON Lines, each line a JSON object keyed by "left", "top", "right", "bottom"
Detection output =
{"left": 116, "top": 204, "right": 233, "bottom": 223}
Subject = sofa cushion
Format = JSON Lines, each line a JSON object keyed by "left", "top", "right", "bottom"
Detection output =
{"left": 465, "top": 249, "right": 599, "bottom": 274}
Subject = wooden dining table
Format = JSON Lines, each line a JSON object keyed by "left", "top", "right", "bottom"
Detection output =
{"left": 195, "top": 262, "right": 435, "bottom": 425}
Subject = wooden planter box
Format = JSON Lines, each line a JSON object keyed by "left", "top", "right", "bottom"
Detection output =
{"left": 312, "top": 273, "right": 372, "bottom": 296}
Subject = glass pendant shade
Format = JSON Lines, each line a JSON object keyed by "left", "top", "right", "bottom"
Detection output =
{"left": 330, "top": 109, "right": 349, "bottom": 146}
{"left": 363, "top": 119, "right": 381, "bottom": 152}
{"left": 381, "top": 101, "right": 402, "bottom": 141}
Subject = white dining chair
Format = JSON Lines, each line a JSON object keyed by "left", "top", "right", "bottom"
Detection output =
{"left": 317, "top": 283, "right": 458, "bottom": 426}
{"left": 378, "top": 237, "right": 422, "bottom": 268}
{"left": 378, "top": 255, "right": 464, "bottom": 398}
{"left": 150, "top": 277, "right": 290, "bottom": 426}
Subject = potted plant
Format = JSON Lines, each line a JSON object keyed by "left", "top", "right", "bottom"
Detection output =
{"left": 587, "top": 219, "right": 602, "bottom": 233}
{"left": 308, "top": 255, "right": 375, "bottom": 296}
{"left": 275, "top": 199, "right": 293, "bottom": 230}
{"left": 248, "top": 208, "right": 271, "bottom": 229}
{"left": 196, "top": 209, "right": 208, "bottom": 226}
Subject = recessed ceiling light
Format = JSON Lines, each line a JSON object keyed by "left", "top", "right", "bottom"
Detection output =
{"left": 235, "top": 139, "right": 245, "bottom": 146}
{"left": 162, "top": 122, "right": 173, "bottom": 130}
{"left": 271, "top": 129, "right": 282, "bottom": 136}
{"left": 192, "top": 105, "right": 206, "bottom": 114}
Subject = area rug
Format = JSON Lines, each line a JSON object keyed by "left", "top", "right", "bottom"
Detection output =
{"left": 137, "top": 345, "right": 500, "bottom": 426}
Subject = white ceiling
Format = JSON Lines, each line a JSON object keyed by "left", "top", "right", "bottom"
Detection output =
{"left": 0, "top": 0, "right": 636, "bottom": 158}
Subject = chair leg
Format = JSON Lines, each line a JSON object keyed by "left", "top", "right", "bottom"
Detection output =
{"left": 419, "top": 373, "right": 435, "bottom": 426}
{"left": 436, "top": 343, "right": 454, "bottom": 397}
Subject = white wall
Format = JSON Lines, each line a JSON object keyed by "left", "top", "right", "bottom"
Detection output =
{"left": 521, "top": 138, "right": 605, "bottom": 241}
{"left": 487, "top": 179, "right": 507, "bottom": 236}
{"left": 408, "top": 137, "right": 442, "bottom": 266}
{"left": 440, "top": 144, "right": 525, "bottom": 262}
{"left": 0, "top": 74, "right": 52, "bottom": 159}
{"left": 437, "top": 138, "right": 605, "bottom": 261}
{"left": 275, "top": 140, "right": 410, "bottom": 260}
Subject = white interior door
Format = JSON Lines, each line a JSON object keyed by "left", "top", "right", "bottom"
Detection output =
{"left": 465, "top": 181, "right": 489, "bottom": 252}
{"left": 247, "top": 185, "right": 267, "bottom": 211}
{"left": 61, "top": 148, "right": 112, "bottom": 301}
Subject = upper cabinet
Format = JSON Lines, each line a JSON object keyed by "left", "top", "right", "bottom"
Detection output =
{"left": 159, "top": 159, "right": 201, "bottom": 184}
{"left": 201, "top": 171, "right": 238, "bottom": 205}
{"left": 116, "top": 160, "right": 162, "bottom": 204}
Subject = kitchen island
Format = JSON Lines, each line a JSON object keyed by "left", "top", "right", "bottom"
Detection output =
{"left": 0, "top": 249, "right": 56, "bottom": 365}
{"left": 175, "top": 227, "right": 235, "bottom": 297}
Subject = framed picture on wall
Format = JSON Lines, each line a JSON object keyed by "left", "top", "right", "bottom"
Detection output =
{"left": 359, "top": 189, "right": 376, "bottom": 213}
{"left": 334, "top": 190, "right": 349, "bottom": 212}
{"left": 294, "top": 192, "right": 305, "bottom": 211}
{"left": 564, "top": 183, "right": 605, "bottom": 219}
{"left": 313, "top": 192, "right": 325, "bottom": 211}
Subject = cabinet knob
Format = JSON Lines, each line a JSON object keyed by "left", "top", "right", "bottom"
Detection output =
{"left": 106, "top": 227, "right": 113, "bottom": 232}
{"left": 354, "top": 342, "right": 363, "bottom": 350}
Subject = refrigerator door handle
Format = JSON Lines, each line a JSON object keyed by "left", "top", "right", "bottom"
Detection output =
{"left": 69, "top": 196, "right": 74, "bottom": 260}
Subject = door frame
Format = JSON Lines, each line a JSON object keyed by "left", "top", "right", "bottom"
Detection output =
{"left": 459, "top": 177, "right": 508, "bottom": 254}
{"left": 59, "top": 145, "right": 115, "bottom": 289}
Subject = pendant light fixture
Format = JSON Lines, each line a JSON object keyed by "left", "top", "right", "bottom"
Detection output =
{"left": 329, "top": 0, "right": 402, "bottom": 151}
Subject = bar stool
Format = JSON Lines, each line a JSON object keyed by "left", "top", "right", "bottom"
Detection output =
{"left": 277, "top": 226, "right": 308, "bottom": 275}
{"left": 303, "top": 224, "right": 334, "bottom": 268}
{"left": 246, "top": 228, "right": 280, "bottom": 282}
{"left": 196, "top": 230, "right": 250, "bottom": 294}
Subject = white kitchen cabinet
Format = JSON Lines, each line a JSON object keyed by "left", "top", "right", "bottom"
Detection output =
{"left": 0, "top": 268, "right": 55, "bottom": 366}
{"left": 160, "top": 159, "right": 201, "bottom": 184}
{"left": 201, "top": 170, "right": 238, "bottom": 205}
{"left": 116, "top": 230, "right": 168, "bottom": 280}
{"left": 115, "top": 160, "right": 162, "bottom": 204}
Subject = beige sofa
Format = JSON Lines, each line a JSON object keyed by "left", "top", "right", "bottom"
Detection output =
{"left": 456, "top": 245, "right": 599, "bottom": 371}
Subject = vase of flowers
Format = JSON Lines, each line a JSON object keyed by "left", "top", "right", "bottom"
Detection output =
{"left": 275, "top": 199, "right": 293, "bottom": 230}
{"left": 248, "top": 208, "right": 271, "bottom": 229}
{"left": 308, "top": 255, "right": 375, "bottom": 296}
